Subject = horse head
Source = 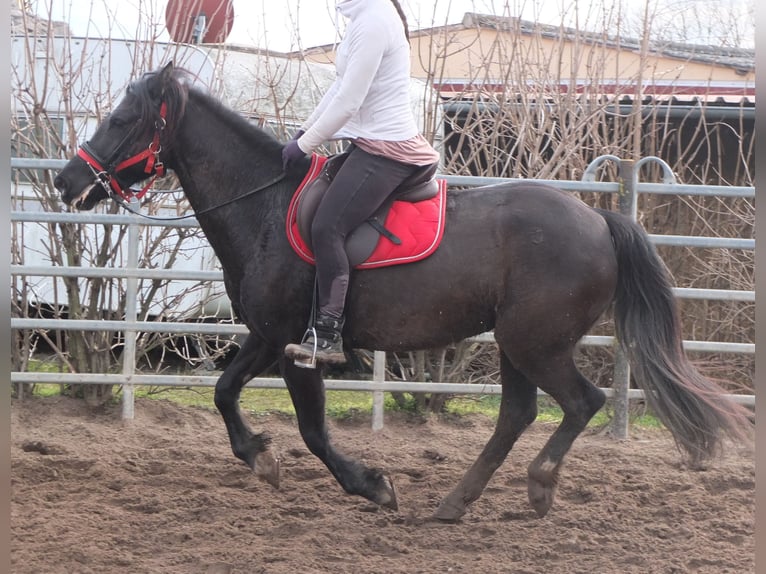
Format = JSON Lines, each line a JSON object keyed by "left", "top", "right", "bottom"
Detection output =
{"left": 55, "top": 62, "right": 187, "bottom": 210}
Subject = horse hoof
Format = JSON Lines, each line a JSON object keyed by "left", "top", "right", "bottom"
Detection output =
{"left": 528, "top": 477, "right": 555, "bottom": 518}
{"left": 375, "top": 475, "right": 399, "bottom": 510}
{"left": 432, "top": 496, "right": 466, "bottom": 523}
{"left": 254, "top": 450, "right": 280, "bottom": 489}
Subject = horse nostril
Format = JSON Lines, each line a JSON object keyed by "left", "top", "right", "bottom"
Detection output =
{"left": 53, "top": 175, "right": 67, "bottom": 194}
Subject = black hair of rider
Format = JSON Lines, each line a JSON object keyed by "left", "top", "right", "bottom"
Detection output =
{"left": 389, "top": 0, "right": 409, "bottom": 41}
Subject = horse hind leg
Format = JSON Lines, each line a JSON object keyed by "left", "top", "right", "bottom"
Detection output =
{"left": 524, "top": 357, "right": 606, "bottom": 518}
{"left": 433, "top": 351, "right": 538, "bottom": 522}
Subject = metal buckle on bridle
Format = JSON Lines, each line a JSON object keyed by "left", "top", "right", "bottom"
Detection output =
{"left": 85, "top": 162, "right": 113, "bottom": 195}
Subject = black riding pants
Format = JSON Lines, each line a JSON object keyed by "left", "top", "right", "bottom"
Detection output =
{"left": 311, "top": 145, "right": 420, "bottom": 319}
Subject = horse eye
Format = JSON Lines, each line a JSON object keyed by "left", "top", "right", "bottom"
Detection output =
{"left": 109, "top": 116, "right": 128, "bottom": 128}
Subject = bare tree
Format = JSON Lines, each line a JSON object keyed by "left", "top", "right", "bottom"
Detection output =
{"left": 11, "top": 0, "right": 753, "bottom": 410}
{"left": 388, "top": 0, "right": 753, "bottom": 410}
{"left": 11, "top": 4, "right": 238, "bottom": 402}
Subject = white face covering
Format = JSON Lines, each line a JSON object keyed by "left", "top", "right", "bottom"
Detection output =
{"left": 336, "top": 0, "right": 365, "bottom": 19}
{"left": 334, "top": 0, "right": 366, "bottom": 41}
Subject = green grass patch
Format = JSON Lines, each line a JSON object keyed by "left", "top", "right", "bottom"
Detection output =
{"left": 26, "top": 360, "right": 63, "bottom": 373}
{"left": 24, "top": 383, "right": 663, "bottom": 429}
{"left": 24, "top": 383, "right": 63, "bottom": 397}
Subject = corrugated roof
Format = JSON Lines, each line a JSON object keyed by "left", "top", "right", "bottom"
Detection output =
{"left": 458, "top": 13, "right": 754, "bottom": 73}
{"left": 434, "top": 79, "right": 754, "bottom": 105}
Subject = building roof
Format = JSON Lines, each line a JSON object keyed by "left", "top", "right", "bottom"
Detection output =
{"left": 302, "top": 12, "right": 753, "bottom": 105}
{"left": 11, "top": 2, "right": 70, "bottom": 36}
{"left": 411, "top": 13, "right": 754, "bottom": 106}
{"left": 456, "top": 13, "right": 754, "bottom": 74}
{"left": 304, "top": 12, "right": 754, "bottom": 75}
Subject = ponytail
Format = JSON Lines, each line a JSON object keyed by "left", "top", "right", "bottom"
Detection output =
{"left": 389, "top": 0, "right": 410, "bottom": 42}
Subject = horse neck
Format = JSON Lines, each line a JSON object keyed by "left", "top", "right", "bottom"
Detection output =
{"left": 170, "top": 95, "right": 285, "bottom": 213}
{"left": 167, "top": 95, "right": 291, "bottom": 274}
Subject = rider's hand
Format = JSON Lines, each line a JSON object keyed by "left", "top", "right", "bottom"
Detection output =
{"left": 282, "top": 140, "right": 307, "bottom": 170}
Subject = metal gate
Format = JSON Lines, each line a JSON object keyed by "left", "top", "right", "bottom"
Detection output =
{"left": 11, "top": 156, "right": 755, "bottom": 432}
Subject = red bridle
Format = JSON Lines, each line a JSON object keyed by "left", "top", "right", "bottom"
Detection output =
{"left": 77, "top": 102, "right": 168, "bottom": 202}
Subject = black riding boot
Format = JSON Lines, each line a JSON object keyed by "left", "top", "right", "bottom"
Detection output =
{"left": 285, "top": 315, "right": 346, "bottom": 365}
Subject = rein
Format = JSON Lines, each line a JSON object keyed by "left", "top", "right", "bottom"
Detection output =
{"left": 113, "top": 172, "right": 287, "bottom": 221}
{"left": 77, "top": 96, "right": 287, "bottom": 221}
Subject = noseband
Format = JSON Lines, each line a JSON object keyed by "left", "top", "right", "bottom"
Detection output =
{"left": 76, "top": 102, "right": 168, "bottom": 202}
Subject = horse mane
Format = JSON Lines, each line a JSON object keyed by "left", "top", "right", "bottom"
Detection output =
{"left": 130, "top": 66, "right": 283, "bottom": 155}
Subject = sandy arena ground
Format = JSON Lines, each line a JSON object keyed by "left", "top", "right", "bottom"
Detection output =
{"left": 11, "top": 395, "right": 754, "bottom": 573}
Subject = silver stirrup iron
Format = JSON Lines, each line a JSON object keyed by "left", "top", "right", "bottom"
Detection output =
{"left": 293, "top": 326, "right": 318, "bottom": 369}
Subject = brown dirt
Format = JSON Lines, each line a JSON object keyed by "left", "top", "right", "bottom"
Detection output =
{"left": 11, "top": 395, "right": 754, "bottom": 574}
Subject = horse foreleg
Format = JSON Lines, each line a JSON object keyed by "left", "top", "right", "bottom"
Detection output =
{"left": 280, "top": 358, "right": 398, "bottom": 510}
{"left": 526, "top": 362, "right": 605, "bottom": 518}
{"left": 214, "top": 333, "right": 280, "bottom": 487}
{"left": 434, "top": 353, "right": 538, "bottom": 522}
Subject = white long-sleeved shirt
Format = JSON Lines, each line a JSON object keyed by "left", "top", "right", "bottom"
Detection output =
{"left": 296, "top": 0, "right": 420, "bottom": 154}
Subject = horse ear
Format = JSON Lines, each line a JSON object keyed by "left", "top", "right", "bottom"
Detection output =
{"left": 148, "top": 61, "right": 175, "bottom": 99}
{"left": 161, "top": 61, "right": 175, "bottom": 79}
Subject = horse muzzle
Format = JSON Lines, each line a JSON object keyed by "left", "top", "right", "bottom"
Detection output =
{"left": 54, "top": 157, "right": 109, "bottom": 210}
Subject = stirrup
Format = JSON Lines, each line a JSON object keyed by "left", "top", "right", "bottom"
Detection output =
{"left": 292, "top": 326, "right": 318, "bottom": 369}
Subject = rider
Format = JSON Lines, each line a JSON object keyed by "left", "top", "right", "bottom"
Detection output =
{"left": 282, "top": 0, "right": 440, "bottom": 365}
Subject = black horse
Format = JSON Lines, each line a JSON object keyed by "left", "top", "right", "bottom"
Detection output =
{"left": 54, "top": 63, "right": 750, "bottom": 521}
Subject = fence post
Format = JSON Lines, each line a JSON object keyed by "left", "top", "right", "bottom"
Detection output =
{"left": 372, "top": 351, "right": 386, "bottom": 431}
{"left": 121, "top": 200, "right": 141, "bottom": 420}
{"left": 610, "top": 159, "right": 636, "bottom": 439}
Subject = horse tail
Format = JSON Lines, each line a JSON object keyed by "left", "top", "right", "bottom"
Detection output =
{"left": 595, "top": 208, "right": 752, "bottom": 463}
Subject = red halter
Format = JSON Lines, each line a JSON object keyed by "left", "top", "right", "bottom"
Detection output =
{"left": 77, "top": 102, "right": 168, "bottom": 202}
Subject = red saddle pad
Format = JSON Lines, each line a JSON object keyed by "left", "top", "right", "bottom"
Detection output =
{"left": 286, "top": 154, "right": 447, "bottom": 270}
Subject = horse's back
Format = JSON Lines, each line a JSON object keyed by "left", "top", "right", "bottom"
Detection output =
{"left": 346, "top": 180, "right": 618, "bottom": 351}
{"left": 450, "top": 180, "right": 618, "bottom": 307}
{"left": 453, "top": 181, "right": 606, "bottom": 236}
{"left": 440, "top": 181, "right": 615, "bottom": 274}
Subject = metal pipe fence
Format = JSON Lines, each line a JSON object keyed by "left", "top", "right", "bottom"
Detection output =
{"left": 10, "top": 156, "right": 755, "bottom": 430}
